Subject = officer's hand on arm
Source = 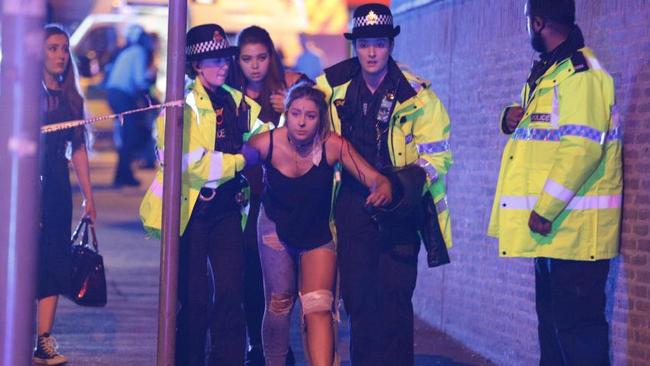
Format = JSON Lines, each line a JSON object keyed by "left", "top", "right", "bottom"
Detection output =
{"left": 503, "top": 106, "right": 524, "bottom": 134}
{"left": 528, "top": 210, "right": 552, "bottom": 236}
{"left": 240, "top": 143, "right": 260, "bottom": 169}
{"left": 365, "top": 174, "right": 392, "bottom": 207}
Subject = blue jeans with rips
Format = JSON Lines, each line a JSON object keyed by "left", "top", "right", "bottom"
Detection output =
{"left": 257, "top": 205, "right": 335, "bottom": 366}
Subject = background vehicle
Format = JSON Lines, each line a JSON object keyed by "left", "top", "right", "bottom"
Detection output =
{"left": 70, "top": 0, "right": 349, "bottom": 144}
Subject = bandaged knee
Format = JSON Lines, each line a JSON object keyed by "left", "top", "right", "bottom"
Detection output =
{"left": 299, "top": 289, "right": 333, "bottom": 315}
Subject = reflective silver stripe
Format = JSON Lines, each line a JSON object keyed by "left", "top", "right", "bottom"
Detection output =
{"left": 250, "top": 118, "right": 266, "bottom": 134}
{"left": 186, "top": 92, "right": 200, "bottom": 125}
{"left": 567, "top": 195, "right": 621, "bottom": 210}
{"left": 586, "top": 56, "right": 603, "bottom": 71}
{"left": 559, "top": 124, "right": 605, "bottom": 144}
{"left": 149, "top": 178, "right": 163, "bottom": 198}
{"left": 205, "top": 151, "right": 224, "bottom": 182}
{"left": 157, "top": 148, "right": 165, "bottom": 165}
{"left": 543, "top": 179, "right": 575, "bottom": 203}
{"left": 500, "top": 196, "right": 537, "bottom": 210}
{"left": 500, "top": 194, "right": 622, "bottom": 210}
{"left": 182, "top": 148, "right": 206, "bottom": 172}
{"left": 417, "top": 139, "right": 450, "bottom": 154}
{"left": 416, "top": 158, "right": 438, "bottom": 182}
{"left": 435, "top": 197, "right": 448, "bottom": 214}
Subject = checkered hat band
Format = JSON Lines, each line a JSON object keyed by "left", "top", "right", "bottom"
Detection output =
{"left": 353, "top": 14, "right": 393, "bottom": 28}
{"left": 186, "top": 38, "right": 230, "bottom": 56}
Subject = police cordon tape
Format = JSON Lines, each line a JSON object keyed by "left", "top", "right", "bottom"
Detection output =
{"left": 40, "top": 99, "right": 185, "bottom": 134}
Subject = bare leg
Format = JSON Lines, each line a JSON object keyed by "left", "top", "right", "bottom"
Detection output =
{"left": 37, "top": 295, "right": 58, "bottom": 335}
{"left": 300, "top": 247, "right": 336, "bottom": 366}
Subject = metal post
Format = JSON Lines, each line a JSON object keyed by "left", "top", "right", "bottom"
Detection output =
{"left": 157, "top": 0, "right": 186, "bottom": 365}
{"left": 0, "top": 1, "right": 45, "bottom": 365}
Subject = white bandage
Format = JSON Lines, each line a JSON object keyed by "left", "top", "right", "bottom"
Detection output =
{"left": 299, "top": 289, "right": 333, "bottom": 315}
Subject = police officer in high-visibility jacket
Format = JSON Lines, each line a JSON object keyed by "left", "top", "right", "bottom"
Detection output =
{"left": 488, "top": 1, "right": 622, "bottom": 365}
{"left": 316, "top": 4, "right": 452, "bottom": 365}
{"left": 140, "top": 24, "right": 266, "bottom": 366}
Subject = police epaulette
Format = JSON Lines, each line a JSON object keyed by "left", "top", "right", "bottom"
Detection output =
{"left": 324, "top": 58, "right": 361, "bottom": 87}
{"left": 571, "top": 51, "right": 589, "bottom": 74}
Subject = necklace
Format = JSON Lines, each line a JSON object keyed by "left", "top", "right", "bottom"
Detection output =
{"left": 287, "top": 133, "right": 314, "bottom": 170}
{"left": 287, "top": 133, "right": 314, "bottom": 153}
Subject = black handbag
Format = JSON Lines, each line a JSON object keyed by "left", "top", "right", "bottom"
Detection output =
{"left": 69, "top": 217, "right": 107, "bottom": 307}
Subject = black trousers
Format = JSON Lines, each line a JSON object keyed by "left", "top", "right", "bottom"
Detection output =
{"left": 335, "top": 189, "right": 420, "bottom": 366}
{"left": 176, "top": 199, "right": 246, "bottom": 366}
{"left": 535, "top": 257, "right": 611, "bottom": 366}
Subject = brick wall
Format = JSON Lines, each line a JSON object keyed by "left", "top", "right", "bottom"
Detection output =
{"left": 389, "top": 0, "right": 650, "bottom": 364}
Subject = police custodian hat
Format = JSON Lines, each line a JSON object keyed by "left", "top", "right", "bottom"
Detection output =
{"left": 185, "top": 24, "right": 238, "bottom": 61}
{"left": 344, "top": 3, "right": 401, "bottom": 40}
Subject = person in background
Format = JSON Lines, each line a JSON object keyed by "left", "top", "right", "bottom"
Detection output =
{"left": 488, "top": 1, "right": 622, "bottom": 365}
{"left": 243, "top": 83, "right": 392, "bottom": 366}
{"left": 138, "top": 31, "right": 162, "bottom": 169}
{"left": 105, "top": 24, "right": 156, "bottom": 187}
{"left": 34, "top": 24, "right": 97, "bottom": 366}
{"left": 140, "top": 23, "right": 267, "bottom": 366}
{"left": 295, "top": 33, "right": 324, "bottom": 81}
{"left": 316, "top": 4, "right": 453, "bottom": 365}
{"left": 227, "top": 25, "right": 310, "bottom": 366}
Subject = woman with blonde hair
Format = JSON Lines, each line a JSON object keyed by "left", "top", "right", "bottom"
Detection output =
{"left": 243, "top": 83, "right": 392, "bottom": 366}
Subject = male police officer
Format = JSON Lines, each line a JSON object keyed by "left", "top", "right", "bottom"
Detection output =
{"left": 488, "top": 1, "right": 622, "bottom": 365}
{"left": 316, "top": 4, "right": 452, "bottom": 365}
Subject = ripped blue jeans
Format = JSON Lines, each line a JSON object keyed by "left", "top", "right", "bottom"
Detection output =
{"left": 257, "top": 205, "right": 335, "bottom": 366}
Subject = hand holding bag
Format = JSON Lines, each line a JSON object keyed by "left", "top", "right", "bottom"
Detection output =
{"left": 69, "top": 217, "right": 107, "bottom": 307}
{"left": 367, "top": 165, "right": 450, "bottom": 268}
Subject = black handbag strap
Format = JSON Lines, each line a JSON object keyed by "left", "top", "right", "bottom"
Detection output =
{"left": 71, "top": 217, "right": 99, "bottom": 253}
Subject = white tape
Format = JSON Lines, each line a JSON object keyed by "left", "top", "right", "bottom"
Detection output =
{"left": 41, "top": 99, "right": 183, "bottom": 134}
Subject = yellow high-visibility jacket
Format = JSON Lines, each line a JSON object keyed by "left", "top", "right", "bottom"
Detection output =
{"left": 316, "top": 58, "right": 453, "bottom": 247}
{"left": 140, "top": 79, "right": 265, "bottom": 237}
{"left": 488, "top": 47, "right": 622, "bottom": 260}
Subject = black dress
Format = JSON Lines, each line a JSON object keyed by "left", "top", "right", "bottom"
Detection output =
{"left": 37, "top": 88, "right": 85, "bottom": 299}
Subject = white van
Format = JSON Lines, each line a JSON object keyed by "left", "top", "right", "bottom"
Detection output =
{"left": 70, "top": 0, "right": 311, "bottom": 140}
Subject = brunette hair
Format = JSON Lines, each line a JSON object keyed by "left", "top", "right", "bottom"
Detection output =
{"left": 229, "top": 26, "right": 286, "bottom": 122}
{"left": 44, "top": 24, "right": 85, "bottom": 119}
{"left": 284, "top": 83, "right": 330, "bottom": 142}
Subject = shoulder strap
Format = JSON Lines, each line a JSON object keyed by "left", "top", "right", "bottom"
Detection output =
{"left": 266, "top": 129, "right": 275, "bottom": 163}
{"left": 321, "top": 136, "right": 327, "bottom": 163}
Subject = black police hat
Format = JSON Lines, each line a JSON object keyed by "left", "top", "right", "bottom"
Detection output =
{"left": 344, "top": 3, "right": 400, "bottom": 40}
{"left": 186, "top": 24, "right": 238, "bottom": 62}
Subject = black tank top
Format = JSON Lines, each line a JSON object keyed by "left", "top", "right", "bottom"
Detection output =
{"left": 262, "top": 129, "right": 334, "bottom": 249}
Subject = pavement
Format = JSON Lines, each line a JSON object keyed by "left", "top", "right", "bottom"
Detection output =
{"left": 47, "top": 149, "right": 494, "bottom": 366}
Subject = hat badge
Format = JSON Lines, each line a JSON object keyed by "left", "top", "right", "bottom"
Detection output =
{"left": 213, "top": 31, "right": 223, "bottom": 42}
{"left": 365, "top": 10, "right": 379, "bottom": 26}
